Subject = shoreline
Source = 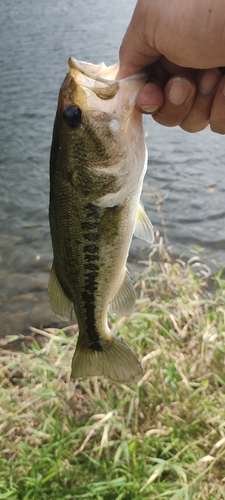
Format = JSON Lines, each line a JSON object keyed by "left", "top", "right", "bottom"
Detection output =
{"left": 1, "top": 245, "right": 225, "bottom": 497}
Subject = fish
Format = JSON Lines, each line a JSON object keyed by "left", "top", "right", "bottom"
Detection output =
{"left": 48, "top": 57, "right": 154, "bottom": 383}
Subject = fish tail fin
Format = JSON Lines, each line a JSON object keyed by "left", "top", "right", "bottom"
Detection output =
{"left": 71, "top": 334, "right": 142, "bottom": 384}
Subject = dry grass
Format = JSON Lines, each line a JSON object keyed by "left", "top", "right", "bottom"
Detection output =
{"left": 0, "top": 245, "right": 225, "bottom": 499}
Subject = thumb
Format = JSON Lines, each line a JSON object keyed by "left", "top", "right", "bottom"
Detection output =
{"left": 117, "top": 6, "right": 161, "bottom": 79}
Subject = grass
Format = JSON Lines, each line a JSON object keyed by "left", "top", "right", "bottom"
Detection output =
{"left": 0, "top": 245, "right": 225, "bottom": 499}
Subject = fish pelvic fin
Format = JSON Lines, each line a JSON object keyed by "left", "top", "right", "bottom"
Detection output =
{"left": 134, "top": 202, "right": 154, "bottom": 243}
{"left": 71, "top": 334, "right": 142, "bottom": 384}
{"left": 48, "top": 262, "right": 73, "bottom": 321}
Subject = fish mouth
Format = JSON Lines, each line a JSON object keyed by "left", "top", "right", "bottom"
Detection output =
{"left": 68, "top": 57, "right": 148, "bottom": 106}
{"left": 68, "top": 57, "right": 119, "bottom": 101}
{"left": 69, "top": 57, "right": 119, "bottom": 82}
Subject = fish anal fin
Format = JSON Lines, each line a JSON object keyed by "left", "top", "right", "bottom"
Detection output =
{"left": 48, "top": 262, "right": 73, "bottom": 321}
{"left": 134, "top": 202, "right": 154, "bottom": 243}
{"left": 109, "top": 270, "right": 135, "bottom": 318}
{"left": 71, "top": 334, "right": 142, "bottom": 383}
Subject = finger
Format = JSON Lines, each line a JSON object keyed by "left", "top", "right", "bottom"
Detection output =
{"left": 136, "top": 60, "right": 195, "bottom": 114}
{"left": 136, "top": 82, "right": 164, "bottom": 114}
{"left": 117, "top": 4, "right": 160, "bottom": 79}
{"left": 152, "top": 76, "right": 196, "bottom": 127}
{"left": 210, "top": 75, "right": 225, "bottom": 134}
{"left": 180, "top": 69, "right": 222, "bottom": 132}
{"left": 159, "top": 57, "right": 198, "bottom": 80}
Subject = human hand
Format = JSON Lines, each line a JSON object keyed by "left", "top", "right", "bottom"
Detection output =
{"left": 118, "top": 0, "right": 225, "bottom": 133}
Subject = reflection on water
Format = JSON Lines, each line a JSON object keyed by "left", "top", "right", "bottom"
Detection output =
{"left": 0, "top": 0, "right": 225, "bottom": 337}
{"left": 143, "top": 123, "right": 225, "bottom": 266}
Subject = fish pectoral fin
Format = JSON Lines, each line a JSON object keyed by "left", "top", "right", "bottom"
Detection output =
{"left": 48, "top": 262, "right": 73, "bottom": 321}
{"left": 71, "top": 334, "right": 142, "bottom": 383}
{"left": 134, "top": 202, "right": 154, "bottom": 243}
{"left": 109, "top": 270, "right": 135, "bottom": 317}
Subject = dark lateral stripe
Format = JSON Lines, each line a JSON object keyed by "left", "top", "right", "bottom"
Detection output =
{"left": 84, "top": 232, "right": 98, "bottom": 241}
{"left": 84, "top": 272, "right": 98, "bottom": 292}
{"left": 81, "top": 291, "right": 103, "bottom": 351}
{"left": 83, "top": 244, "right": 98, "bottom": 253}
{"left": 77, "top": 202, "right": 105, "bottom": 351}
{"left": 81, "top": 222, "right": 98, "bottom": 231}
{"left": 84, "top": 263, "right": 99, "bottom": 271}
{"left": 81, "top": 207, "right": 102, "bottom": 350}
{"left": 84, "top": 253, "right": 99, "bottom": 262}
{"left": 85, "top": 203, "right": 100, "bottom": 218}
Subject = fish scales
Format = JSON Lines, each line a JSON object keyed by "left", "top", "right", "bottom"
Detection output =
{"left": 48, "top": 58, "right": 154, "bottom": 383}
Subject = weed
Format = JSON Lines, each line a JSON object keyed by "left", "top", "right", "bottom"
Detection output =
{"left": 0, "top": 251, "right": 225, "bottom": 499}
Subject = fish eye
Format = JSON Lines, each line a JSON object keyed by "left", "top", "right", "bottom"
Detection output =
{"left": 63, "top": 105, "right": 82, "bottom": 128}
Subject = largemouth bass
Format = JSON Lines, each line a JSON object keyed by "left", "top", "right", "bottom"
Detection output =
{"left": 48, "top": 57, "right": 154, "bottom": 383}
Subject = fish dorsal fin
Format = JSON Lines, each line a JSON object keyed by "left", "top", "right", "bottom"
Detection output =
{"left": 134, "top": 202, "right": 154, "bottom": 243}
{"left": 109, "top": 270, "right": 136, "bottom": 318}
{"left": 48, "top": 262, "right": 73, "bottom": 321}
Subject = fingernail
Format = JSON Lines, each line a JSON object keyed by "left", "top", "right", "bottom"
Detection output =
{"left": 198, "top": 69, "right": 220, "bottom": 95}
{"left": 140, "top": 105, "right": 159, "bottom": 113}
{"left": 168, "top": 77, "right": 192, "bottom": 105}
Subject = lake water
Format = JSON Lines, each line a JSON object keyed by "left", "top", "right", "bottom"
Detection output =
{"left": 0, "top": 0, "right": 225, "bottom": 337}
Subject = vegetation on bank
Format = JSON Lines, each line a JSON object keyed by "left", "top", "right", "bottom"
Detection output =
{"left": 0, "top": 245, "right": 225, "bottom": 499}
